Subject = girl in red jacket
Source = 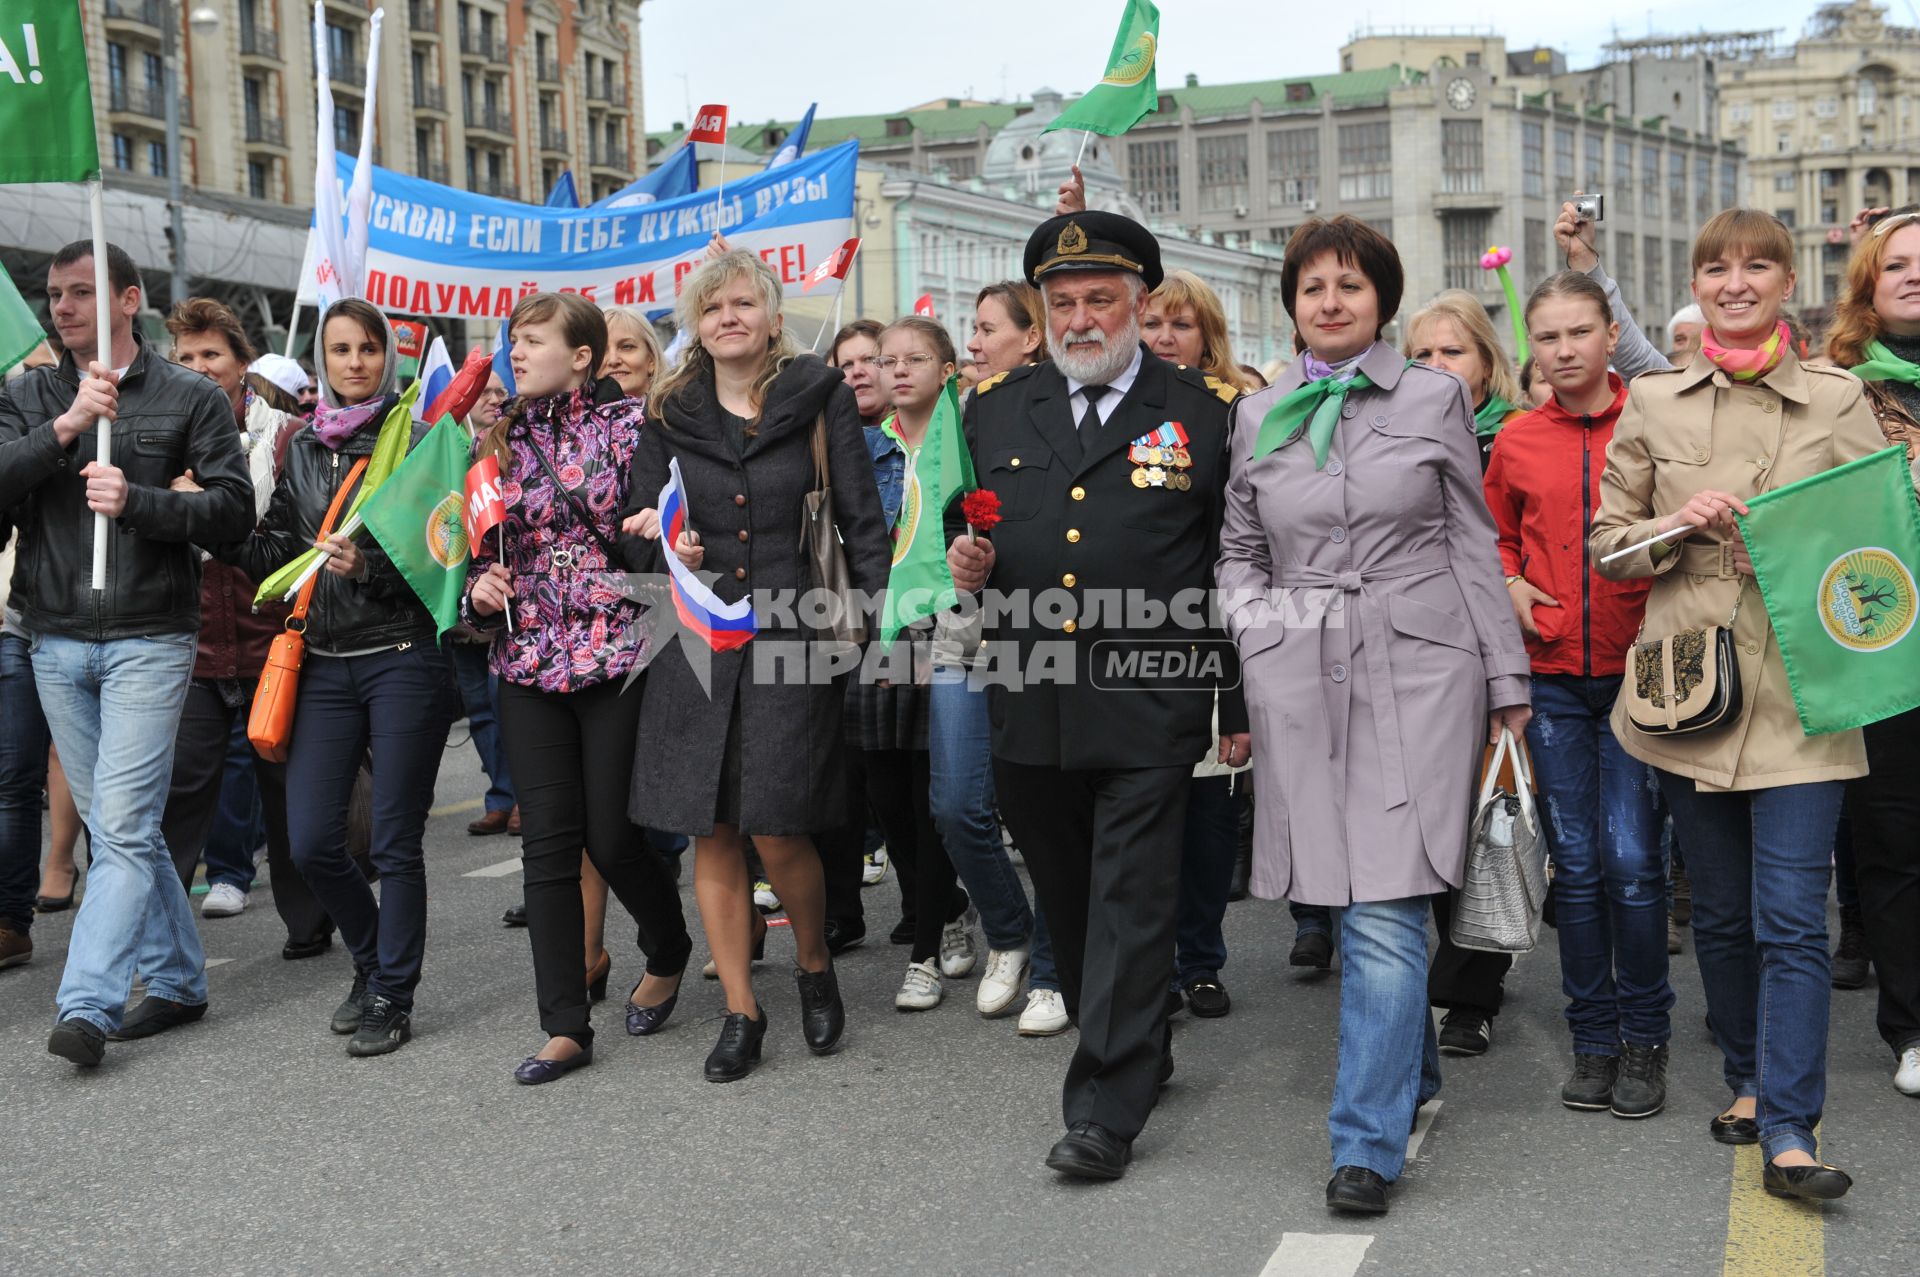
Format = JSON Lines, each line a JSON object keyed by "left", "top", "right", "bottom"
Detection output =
{"left": 1484, "top": 271, "right": 1671, "bottom": 1120}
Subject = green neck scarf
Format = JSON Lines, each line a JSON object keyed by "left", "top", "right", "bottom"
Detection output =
{"left": 1848, "top": 338, "right": 1920, "bottom": 386}
{"left": 1255, "top": 369, "right": 1376, "bottom": 467}
{"left": 1473, "top": 393, "right": 1517, "bottom": 439}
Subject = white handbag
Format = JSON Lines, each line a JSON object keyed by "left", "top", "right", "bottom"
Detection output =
{"left": 1448, "top": 728, "right": 1548, "bottom": 954}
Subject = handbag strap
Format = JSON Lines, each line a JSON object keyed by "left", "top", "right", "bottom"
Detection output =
{"left": 809, "top": 411, "right": 829, "bottom": 491}
{"left": 525, "top": 434, "right": 624, "bottom": 564}
{"left": 291, "top": 456, "right": 369, "bottom": 625}
{"left": 1477, "top": 728, "right": 1512, "bottom": 808}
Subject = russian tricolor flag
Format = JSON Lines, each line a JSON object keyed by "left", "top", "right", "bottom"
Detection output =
{"left": 412, "top": 336, "right": 455, "bottom": 423}
{"left": 659, "top": 456, "right": 756, "bottom": 652}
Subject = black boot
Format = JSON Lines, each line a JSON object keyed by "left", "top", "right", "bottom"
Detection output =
{"left": 1831, "top": 905, "right": 1869, "bottom": 990}
{"left": 704, "top": 1008, "right": 768, "bottom": 1082}
{"left": 796, "top": 964, "right": 844, "bottom": 1055}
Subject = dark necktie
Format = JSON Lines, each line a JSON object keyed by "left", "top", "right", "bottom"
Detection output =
{"left": 1078, "top": 384, "right": 1109, "bottom": 439}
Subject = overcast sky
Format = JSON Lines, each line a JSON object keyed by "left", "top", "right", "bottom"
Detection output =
{"left": 637, "top": 0, "right": 1864, "bottom": 131}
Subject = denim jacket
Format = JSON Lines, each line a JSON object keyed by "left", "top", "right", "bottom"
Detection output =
{"left": 865, "top": 421, "right": 905, "bottom": 528}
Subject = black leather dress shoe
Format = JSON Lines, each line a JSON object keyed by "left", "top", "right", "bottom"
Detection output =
{"left": 1184, "top": 977, "right": 1231, "bottom": 1018}
{"left": 108, "top": 996, "right": 208, "bottom": 1041}
{"left": 1045, "top": 1122, "right": 1132, "bottom": 1180}
{"left": 1709, "top": 1112, "right": 1760, "bottom": 1146}
{"left": 1326, "top": 1165, "right": 1390, "bottom": 1214}
{"left": 1763, "top": 1160, "right": 1852, "bottom": 1202}
{"left": 514, "top": 1044, "right": 593, "bottom": 1085}
{"left": 824, "top": 917, "right": 866, "bottom": 956}
{"left": 796, "top": 964, "right": 845, "bottom": 1055}
{"left": 704, "top": 1009, "right": 768, "bottom": 1082}
{"left": 1290, "top": 931, "right": 1333, "bottom": 969}
{"left": 281, "top": 934, "right": 332, "bottom": 961}
{"left": 47, "top": 1017, "right": 105, "bottom": 1067}
{"left": 502, "top": 904, "right": 528, "bottom": 927}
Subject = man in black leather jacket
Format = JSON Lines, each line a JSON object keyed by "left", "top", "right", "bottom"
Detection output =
{"left": 0, "top": 241, "right": 251, "bottom": 1067}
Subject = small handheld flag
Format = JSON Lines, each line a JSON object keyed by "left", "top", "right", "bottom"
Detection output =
{"left": 412, "top": 336, "right": 454, "bottom": 422}
{"left": 687, "top": 105, "right": 729, "bottom": 145}
{"left": 391, "top": 319, "right": 428, "bottom": 380}
{"left": 914, "top": 294, "right": 935, "bottom": 318}
{"left": 427, "top": 346, "right": 492, "bottom": 424}
{"left": 804, "top": 239, "right": 861, "bottom": 293}
{"left": 1042, "top": 0, "right": 1160, "bottom": 139}
{"left": 492, "top": 323, "right": 516, "bottom": 397}
{"left": 659, "top": 456, "right": 756, "bottom": 652}
{"left": 464, "top": 455, "right": 507, "bottom": 546}
{"left": 765, "top": 104, "right": 816, "bottom": 170}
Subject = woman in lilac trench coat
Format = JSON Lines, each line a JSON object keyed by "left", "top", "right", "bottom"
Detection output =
{"left": 1216, "top": 217, "right": 1531, "bottom": 1216}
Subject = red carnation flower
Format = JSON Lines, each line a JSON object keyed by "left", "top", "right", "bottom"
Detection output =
{"left": 961, "top": 489, "right": 1002, "bottom": 536}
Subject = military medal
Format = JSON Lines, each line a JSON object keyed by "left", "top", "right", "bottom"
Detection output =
{"left": 1146, "top": 466, "right": 1166, "bottom": 487}
{"left": 1172, "top": 447, "right": 1192, "bottom": 468}
{"left": 1131, "top": 467, "right": 1150, "bottom": 488}
{"left": 1170, "top": 472, "right": 1191, "bottom": 491}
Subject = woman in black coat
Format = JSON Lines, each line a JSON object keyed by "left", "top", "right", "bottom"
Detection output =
{"left": 624, "top": 251, "right": 889, "bottom": 1082}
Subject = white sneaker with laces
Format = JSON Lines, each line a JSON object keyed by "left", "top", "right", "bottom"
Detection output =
{"left": 201, "top": 883, "right": 248, "bottom": 918}
{"left": 940, "top": 909, "right": 978, "bottom": 978}
{"left": 895, "top": 959, "right": 943, "bottom": 1011}
{"left": 976, "top": 946, "right": 1031, "bottom": 1016}
{"left": 1018, "top": 987, "right": 1070, "bottom": 1036}
{"left": 753, "top": 880, "right": 780, "bottom": 912}
{"left": 861, "top": 846, "right": 889, "bottom": 886}
{"left": 1896, "top": 1046, "right": 1920, "bottom": 1096}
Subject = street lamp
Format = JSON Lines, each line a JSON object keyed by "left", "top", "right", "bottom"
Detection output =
{"left": 162, "top": 5, "right": 222, "bottom": 306}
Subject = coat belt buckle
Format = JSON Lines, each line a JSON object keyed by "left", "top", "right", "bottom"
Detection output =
{"left": 1719, "top": 541, "right": 1735, "bottom": 579}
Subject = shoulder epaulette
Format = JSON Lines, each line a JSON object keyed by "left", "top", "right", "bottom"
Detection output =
{"left": 1169, "top": 362, "right": 1239, "bottom": 403}
{"left": 1202, "top": 374, "right": 1239, "bottom": 404}
{"left": 975, "top": 368, "right": 1021, "bottom": 395}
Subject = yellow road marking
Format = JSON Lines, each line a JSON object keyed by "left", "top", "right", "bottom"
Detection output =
{"left": 429, "top": 797, "right": 484, "bottom": 818}
{"left": 1723, "top": 1141, "right": 1825, "bottom": 1277}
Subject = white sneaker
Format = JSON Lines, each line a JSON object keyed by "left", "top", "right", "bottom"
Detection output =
{"left": 976, "top": 946, "right": 1031, "bottom": 1016}
{"left": 1896, "top": 1046, "right": 1920, "bottom": 1096}
{"left": 201, "top": 883, "right": 248, "bottom": 918}
{"left": 939, "top": 909, "right": 978, "bottom": 978}
{"left": 895, "top": 959, "right": 943, "bottom": 1010}
{"left": 1018, "top": 987, "right": 1070, "bottom": 1036}
{"left": 861, "top": 846, "right": 889, "bottom": 886}
{"left": 753, "top": 880, "right": 780, "bottom": 912}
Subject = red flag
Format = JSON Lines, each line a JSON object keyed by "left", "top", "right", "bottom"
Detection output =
{"left": 465, "top": 455, "right": 508, "bottom": 547}
{"left": 914, "top": 294, "right": 935, "bottom": 318}
{"left": 803, "top": 238, "right": 861, "bottom": 292}
{"left": 390, "top": 319, "right": 427, "bottom": 364}
{"left": 688, "top": 104, "right": 729, "bottom": 145}
{"left": 427, "top": 347, "right": 494, "bottom": 424}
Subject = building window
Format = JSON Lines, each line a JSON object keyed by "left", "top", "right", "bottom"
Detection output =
{"left": 1864, "top": 125, "right": 1877, "bottom": 147}
{"left": 1337, "top": 121, "right": 1391, "bottom": 201}
{"left": 327, "top": 23, "right": 355, "bottom": 69}
{"left": 1815, "top": 96, "right": 1839, "bottom": 118}
{"left": 1776, "top": 207, "right": 1797, "bottom": 228}
{"left": 1645, "top": 235, "right": 1664, "bottom": 313}
{"left": 1585, "top": 131, "right": 1603, "bottom": 190}
{"left": 1669, "top": 151, "right": 1686, "bottom": 220}
{"left": 112, "top": 133, "right": 134, "bottom": 170}
{"left": 943, "top": 155, "right": 976, "bottom": 180}
{"left": 107, "top": 43, "right": 126, "bottom": 95}
{"left": 1720, "top": 161, "right": 1736, "bottom": 209}
{"left": 1774, "top": 170, "right": 1797, "bottom": 193}
{"left": 1442, "top": 212, "right": 1492, "bottom": 290}
{"left": 248, "top": 159, "right": 269, "bottom": 199}
{"left": 1777, "top": 133, "right": 1792, "bottom": 154}
{"left": 334, "top": 104, "right": 359, "bottom": 151}
{"left": 465, "top": 145, "right": 477, "bottom": 190}
{"left": 1129, "top": 138, "right": 1180, "bottom": 215}
{"left": 1671, "top": 240, "right": 1690, "bottom": 304}
{"left": 1772, "top": 99, "right": 1796, "bottom": 120}
{"left": 414, "top": 125, "right": 431, "bottom": 173}
{"left": 1441, "top": 119, "right": 1483, "bottom": 194}
{"left": 1197, "top": 135, "right": 1249, "bottom": 212}
{"left": 1525, "top": 217, "right": 1548, "bottom": 283}
{"left": 1729, "top": 102, "right": 1753, "bottom": 123}
{"left": 1554, "top": 126, "right": 1575, "bottom": 185}
{"left": 1267, "top": 127, "right": 1318, "bottom": 205}
{"left": 1614, "top": 138, "right": 1631, "bottom": 194}
{"left": 1696, "top": 155, "right": 1713, "bottom": 217}
{"left": 1616, "top": 232, "right": 1637, "bottom": 307}
{"left": 148, "top": 139, "right": 168, "bottom": 178}
{"left": 1522, "top": 121, "right": 1544, "bottom": 198}
{"left": 1860, "top": 76, "right": 1881, "bottom": 116}
{"left": 1642, "top": 145, "right": 1660, "bottom": 215}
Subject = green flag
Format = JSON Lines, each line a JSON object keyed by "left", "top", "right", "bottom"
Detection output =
{"left": 359, "top": 415, "right": 473, "bottom": 636}
{"left": 0, "top": 265, "right": 43, "bottom": 374}
{"left": 1737, "top": 446, "right": 1920, "bottom": 735}
{"left": 1041, "top": 0, "right": 1159, "bottom": 138}
{"left": 880, "top": 378, "right": 976, "bottom": 644}
{"left": 0, "top": 3, "right": 102, "bottom": 183}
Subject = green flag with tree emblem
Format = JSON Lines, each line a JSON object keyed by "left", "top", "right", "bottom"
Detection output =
{"left": 1736, "top": 446, "right": 1920, "bottom": 735}
{"left": 1041, "top": 0, "right": 1159, "bottom": 138}
{"left": 0, "top": 264, "right": 43, "bottom": 373}
{"left": 0, "top": 4, "right": 101, "bottom": 183}
{"left": 359, "top": 415, "right": 474, "bottom": 636}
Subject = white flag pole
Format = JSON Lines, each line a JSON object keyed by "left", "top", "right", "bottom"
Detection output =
{"left": 282, "top": 304, "right": 302, "bottom": 357}
{"left": 1075, "top": 130, "right": 1092, "bottom": 168}
{"left": 812, "top": 286, "right": 845, "bottom": 353}
{"left": 497, "top": 523, "right": 513, "bottom": 630}
{"left": 89, "top": 178, "right": 112, "bottom": 592}
{"left": 1598, "top": 524, "right": 1693, "bottom": 567}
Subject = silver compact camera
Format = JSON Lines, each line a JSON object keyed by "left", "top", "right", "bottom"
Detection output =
{"left": 1572, "top": 193, "right": 1605, "bottom": 223}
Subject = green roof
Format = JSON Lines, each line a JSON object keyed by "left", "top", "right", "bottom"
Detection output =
{"left": 647, "top": 68, "right": 1421, "bottom": 157}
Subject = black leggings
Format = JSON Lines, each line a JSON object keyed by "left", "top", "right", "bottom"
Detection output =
{"left": 864, "top": 747, "right": 959, "bottom": 965}
{"left": 500, "top": 676, "right": 691, "bottom": 1045}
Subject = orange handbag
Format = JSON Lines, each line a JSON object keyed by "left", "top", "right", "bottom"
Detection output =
{"left": 248, "top": 457, "right": 368, "bottom": 762}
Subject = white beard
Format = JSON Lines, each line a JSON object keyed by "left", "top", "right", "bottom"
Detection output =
{"left": 1048, "top": 312, "right": 1140, "bottom": 385}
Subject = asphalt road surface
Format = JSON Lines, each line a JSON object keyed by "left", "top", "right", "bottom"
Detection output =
{"left": 2, "top": 734, "right": 1913, "bottom": 1276}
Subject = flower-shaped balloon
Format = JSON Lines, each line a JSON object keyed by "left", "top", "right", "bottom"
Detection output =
{"left": 1480, "top": 246, "right": 1513, "bottom": 271}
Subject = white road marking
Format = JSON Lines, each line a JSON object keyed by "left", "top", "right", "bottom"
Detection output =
{"left": 1406, "top": 1100, "right": 1440, "bottom": 1160}
{"left": 1259, "top": 1232, "right": 1374, "bottom": 1277}
{"left": 205, "top": 958, "right": 234, "bottom": 969}
{"left": 463, "top": 857, "right": 524, "bottom": 878}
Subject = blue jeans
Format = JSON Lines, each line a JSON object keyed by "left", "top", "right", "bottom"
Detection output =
{"left": 1657, "top": 773, "right": 1845, "bottom": 1161}
{"left": 0, "top": 632, "right": 50, "bottom": 933}
{"left": 202, "top": 712, "right": 266, "bottom": 891}
{"left": 1174, "top": 774, "right": 1242, "bottom": 985}
{"left": 450, "top": 641, "right": 515, "bottom": 814}
{"left": 928, "top": 671, "right": 1057, "bottom": 991}
{"left": 286, "top": 646, "right": 455, "bottom": 1010}
{"left": 1527, "top": 676, "right": 1673, "bottom": 1052}
{"left": 1328, "top": 897, "right": 1442, "bottom": 1180}
{"left": 33, "top": 632, "right": 203, "bottom": 1031}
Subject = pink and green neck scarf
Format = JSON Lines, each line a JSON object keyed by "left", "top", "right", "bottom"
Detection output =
{"left": 1700, "top": 320, "right": 1789, "bottom": 382}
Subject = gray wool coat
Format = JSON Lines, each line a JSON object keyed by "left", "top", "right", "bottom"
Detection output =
{"left": 624, "top": 355, "right": 890, "bottom": 837}
{"left": 1216, "top": 342, "right": 1530, "bottom": 906}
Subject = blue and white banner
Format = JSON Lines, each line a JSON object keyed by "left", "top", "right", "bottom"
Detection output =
{"left": 298, "top": 141, "right": 859, "bottom": 322}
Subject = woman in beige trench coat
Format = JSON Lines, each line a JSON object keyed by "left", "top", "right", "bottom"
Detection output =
{"left": 1591, "top": 209, "right": 1885, "bottom": 1202}
{"left": 1218, "top": 217, "right": 1531, "bottom": 1216}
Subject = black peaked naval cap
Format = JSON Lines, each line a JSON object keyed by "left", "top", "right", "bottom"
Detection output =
{"left": 1024, "top": 211, "right": 1164, "bottom": 291}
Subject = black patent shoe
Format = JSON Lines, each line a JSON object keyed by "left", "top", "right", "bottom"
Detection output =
{"left": 514, "top": 1042, "right": 593, "bottom": 1085}
{"left": 704, "top": 1009, "right": 768, "bottom": 1082}
{"left": 1326, "top": 1165, "right": 1390, "bottom": 1214}
{"left": 1763, "top": 1159, "right": 1853, "bottom": 1202}
{"left": 796, "top": 964, "right": 845, "bottom": 1055}
{"left": 1709, "top": 1112, "right": 1760, "bottom": 1146}
{"left": 1184, "top": 977, "right": 1231, "bottom": 1018}
{"left": 502, "top": 904, "right": 528, "bottom": 928}
{"left": 1045, "top": 1122, "right": 1132, "bottom": 1180}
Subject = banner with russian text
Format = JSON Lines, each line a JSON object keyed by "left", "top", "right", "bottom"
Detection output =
{"left": 297, "top": 140, "right": 859, "bottom": 320}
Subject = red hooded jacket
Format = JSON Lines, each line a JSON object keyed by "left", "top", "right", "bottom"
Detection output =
{"left": 1482, "top": 374, "right": 1649, "bottom": 677}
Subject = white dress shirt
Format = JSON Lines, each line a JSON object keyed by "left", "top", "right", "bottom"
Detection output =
{"left": 1065, "top": 345, "right": 1144, "bottom": 428}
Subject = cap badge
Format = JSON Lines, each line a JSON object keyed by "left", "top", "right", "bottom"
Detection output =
{"left": 1058, "top": 221, "right": 1089, "bottom": 256}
